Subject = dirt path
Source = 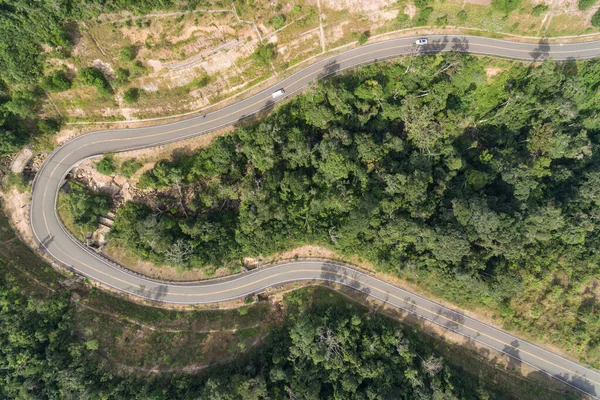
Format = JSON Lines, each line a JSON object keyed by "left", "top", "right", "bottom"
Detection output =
{"left": 317, "top": 0, "right": 326, "bottom": 52}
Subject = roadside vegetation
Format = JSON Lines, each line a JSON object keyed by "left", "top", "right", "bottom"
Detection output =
{"left": 102, "top": 54, "right": 600, "bottom": 368}
{"left": 1, "top": 0, "right": 600, "bottom": 158}
{"left": 95, "top": 153, "right": 143, "bottom": 177}
{"left": 61, "top": 181, "right": 111, "bottom": 235}
{"left": 0, "top": 209, "right": 574, "bottom": 399}
{"left": 0, "top": 0, "right": 200, "bottom": 157}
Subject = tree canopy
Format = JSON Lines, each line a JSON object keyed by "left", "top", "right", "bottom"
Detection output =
{"left": 110, "top": 55, "right": 600, "bottom": 362}
{"left": 0, "top": 257, "right": 505, "bottom": 399}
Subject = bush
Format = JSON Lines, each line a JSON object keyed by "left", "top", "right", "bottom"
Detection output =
{"left": 491, "top": 0, "right": 522, "bottom": 14}
{"left": 190, "top": 75, "right": 212, "bottom": 89}
{"left": 42, "top": 70, "right": 72, "bottom": 92}
{"left": 95, "top": 154, "right": 117, "bottom": 176}
{"left": 417, "top": 7, "right": 433, "bottom": 24}
{"left": 531, "top": 4, "right": 549, "bottom": 16}
{"left": 579, "top": 0, "right": 597, "bottom": 10}
{"left": 593, "top": 8, "right": 600, "bottom": 27}
{"left": 358, "top": 31, "right": 369, "bottom": 45}
{"left": 3, "top": 172, "right": 29, "bottom": 193}
{"left": 457, "top": 9, "right": 468, "bottom": 21}
{"left": 65, "top": 181, "right": 110, "bottom": 232}
{"left": 414, "top": 0, "right": 432, "bottom": 8}
{"left": 137, "top": 172, "right": 154, "bottom": 189}
{"left": 115, "top": 68, "right": 130, "bottom": 85}
{"left": 37, "top": 118, "right": 61, "bottom": 135}
{"left": 123, "top": 88, "right": 140, "bottom": 103}
{"left": 120, "top": 45, "right": 136, "bottom": 62}
{"left": 292, "top": 5, "right": 301, "bottom": 13}
{"left": 0, "top": 129, "right": 22, "bottom": 156}
{"left": 395, "top": 13, "right": 411, "bottom": 27}
{"left": 272, "top": 14, "right": 286, "bottom": 30}
{"left": 78, "top": 67, "right": 112, "bottom": 96}
{"left": 119, "top": 159, "right": 143, "bottom": 178}
{"left": 252, "top": 44, "right": 276, "bottom": 67}
{"left": 4, "top": 91, "right": 38, "bottom": 119}
{"left": 435, "top": 14, "right": 448, "bottom": 26}
{"left": 129, "top": 60, "right": 147, "bottom": 77}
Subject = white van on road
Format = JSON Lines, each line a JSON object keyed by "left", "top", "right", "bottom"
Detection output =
{"left": 272, "top": 88, "right": 285, "bottom": 98}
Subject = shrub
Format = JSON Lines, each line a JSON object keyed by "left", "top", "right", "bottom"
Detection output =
{"left": 37, "top": 118, "right": 61, "bottom": 135}
{"left": 65, "top": 181, "right": 110, "bottom": 232}
{"left": 457, "top": 10, "right": 468, "bottom": 21}
{"left": 358, "top": 31, "right": 369, "bottom": 45}
{"left": 491, "top": 0, "right": 522, "bottom": 14}
{"left": 593, "top": 8, "right": 600, "bottom": 27}
{"left": 395, "top": 13, "right": 411, "bottom": 27}
{"left": 532, "top": 4, "right": 549, "bottom": 16}
{"left": 435, "top": 15, "right": 448, "bottom": 26}
{"left": 272, "top": 14, "right": 286, "bottom": 30}
{"left": 579, "top": 0, "right": 597, "bottom": 10}
{"left": 130, "top": 60, "right": 147, "bottom": 77}
{"left": 0, "top": 129, "right": 21, "bottom": 156}
{"left": 252, "top": 44, "right": 276, "bottom": 67}
{"left": 137, "top": 172, "right": 154, "bottom": 189}
{"left": 417, "top": 7, "right": 433, "bottom": 24}
{"left": 292, "top": 5, "right": 301, "bottom": 13}
{"left": 42, "top": 70, "right": 72, "bottom": 92}
{"left": 120, "top": 45, "right": 136, "bottom": 62}
{"left": 4, "top": 91, "right": 38, "bottom": 119}
{"left": 4, "top": 172, "right": 29, "bottom": 193}
{"left": 414, "top": 0, "right": 432, "bottom": 8}
{"left": 119, "top": 159, "right": 143, "bottom": 178}
{"left": 191, "top": 75, "right": 212, "bottom": 89}
{"left": 115, "top": 68, "right": 130, "bottom": 86}
{"left": 123, "top": 88, "right": 139, "bottom": 103}
{"left": 95, "top": 154, "right": 117, "bottom": 176}
{"left": 78, "top": 67, "right": 112, "bottom": 96}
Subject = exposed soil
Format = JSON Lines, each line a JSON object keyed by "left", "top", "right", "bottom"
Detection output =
{"left": 404, "top": 3, "right": 417, "bottom": 20}
{"left": 1, "top": 188, "right": 33, "bottom": 246}
{"left": 485, "top": 66, "right": 504, "bottom": 81}
{"left": 327, "top": 21, "right": 350, "bottom": 43}
{"left": 322, "top": 0, "right": 394, "bottom": 13}
{"left": 10, "top": 148, "right": 33, "bottom": 174}
{"left": 114, "top": 126, "right": 231, "bottom": 163}
{"left": 463, "top": 0, "right": 491, "bottom": 5}
{"left": 92, "top": 59, "right": 116, "bottom": 80}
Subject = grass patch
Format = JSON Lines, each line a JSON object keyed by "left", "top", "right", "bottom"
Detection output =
{"left": 2, "top": 172, "right": 30, "bottom": 193}
{"left": 579, "top": 0, "right": 598, "bottom": 10}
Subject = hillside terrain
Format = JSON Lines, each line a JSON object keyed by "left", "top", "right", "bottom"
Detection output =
{"left": 56, "top": 54, "right": 600, "bottom": 371}
{"left": 0, "top": 210, "right": 575, "bottom": 398}
{"left": 2, "top": 1, "right": 600, "bottom": 398}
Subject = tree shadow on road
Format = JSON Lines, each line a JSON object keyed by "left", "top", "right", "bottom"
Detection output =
{"left": 319, "top": 59, "right": 341, "bottom": 79}
{"left": 319, "top": 262, "right": 371, "bottom": 301}
{"left": 530, "top": 39, "right": 551, "bottom": 61}
{"left": 129, "top": 283, "right": 169, "bottom": 302}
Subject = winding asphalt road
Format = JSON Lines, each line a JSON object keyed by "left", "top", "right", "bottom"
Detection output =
{"left": 31, "top": 35, "right": 600, "bottom": 398}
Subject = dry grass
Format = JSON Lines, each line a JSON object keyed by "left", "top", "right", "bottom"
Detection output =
{"left": 43, "top": 0, "right": 600, "bottom": 124}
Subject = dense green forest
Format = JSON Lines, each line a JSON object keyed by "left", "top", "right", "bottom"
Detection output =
{"left": 104, "top": 55, "right": 600, "bottom": 365}
{"left": 0, "top": 0, "right": 212, "bottom": 155}
{"left": 0, "top": 259, "right": 511, "bottom": 399}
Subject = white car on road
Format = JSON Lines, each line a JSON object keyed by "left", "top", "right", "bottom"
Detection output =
{"left": 272, "top": 88, "right": 285, "bottom": 98}
{"left": 415, "top": 38, "right": 428, "bottom": 45}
